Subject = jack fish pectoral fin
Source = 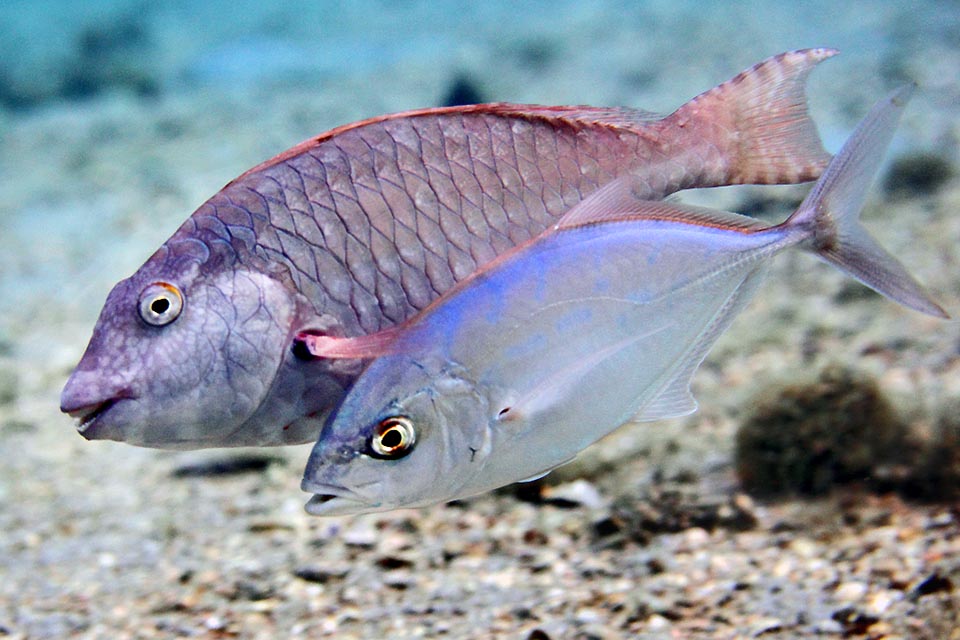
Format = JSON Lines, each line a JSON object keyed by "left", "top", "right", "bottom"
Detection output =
{"left": 501, "top": 315, "right": 675, "bottom": 426}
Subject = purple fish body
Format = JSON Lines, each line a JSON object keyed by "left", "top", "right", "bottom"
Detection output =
{"left": 61, "top": 50, "right": 836, "bottom": 448}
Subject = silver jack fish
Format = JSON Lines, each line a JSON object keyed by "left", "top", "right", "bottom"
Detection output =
{"left": 61, "top": 50, "right": 836, "bottom": 448}
{"left": 298, "top": 85, "right": 947, "bottom": 516}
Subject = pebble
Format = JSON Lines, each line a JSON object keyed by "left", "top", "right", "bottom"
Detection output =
{"left": 341, "top": 519, "right": 378, "bottom": 548}
{"left": 203, "top": 616, "right": 225, "bottom": 630}
{"left": 789, "top": 537, "right": 818, "bottom": 557}
{"left": 646, "top": 614, "right": 671, "bottom": 631}
{"left": 750, "top": 617, "right": 784, "bottom": 635}
{"left": 865, "top": 590, "right": 899, "bottom": 615}
{"left": 680, "top": 527, "right": 710, "bottom": 549}
{"left": 542, "top": 480, "right": 607, "bottom": 510}
{"left": 926, "top": 511, "right": 955, "bottom": 529}
{"left": 574, "top": 608, "right": 602, "bottom": 625}
{"left": 835, "top": 581, "right": 868, "bottom": 602}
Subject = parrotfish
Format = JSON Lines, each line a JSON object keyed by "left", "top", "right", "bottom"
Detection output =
{"left": 61, "top": 50, "right": 837, "bottom": 448}
{"left": 298, "top": 85, "right": 947, "bottom": 516}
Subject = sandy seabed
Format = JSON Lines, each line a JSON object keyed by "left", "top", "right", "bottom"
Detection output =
{"left": 1, "top": 2, "right": 959, "bottom": 638}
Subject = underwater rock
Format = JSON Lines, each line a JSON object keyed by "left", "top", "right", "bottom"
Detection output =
{"left": 440, "top": 74, "right": 487, "bottom": 107}
{"left": 78, "top": 19, "right": 147, "bottom": 58}
{"left": 0, "top": 69, "right": 40, "bottom": 110}
{"left": 229, "top": 579, "right": 276, "bottom": 602}
{"left": 898, "top": 398, "right": 960, "bottom": 502}
{"left": 1, "top": 419, "right": 35, "bottom": 435}
{"left": 883, "top": 152, "right": 954, "bottom": 198}
{"left": 734, "top": 365, "right": 908, "bottom": 497}
{"left": 60, "top": 66, "right": 158, "bottom": 101}
{"left": 735, "top": 191, "right": 804, "bottom": 220}
{"left": 594, "top": 487, "right": 757, "bottom": 547}
{"left": 831, "top": 607, "right": 880, "bottom": 636}
{"left": 61, "top": 18, "right": 159, "bottom": 100}
{"left": 512, "top": 38, "right": 559, "bottom": 72}
{"left": 0, "top": 17, "right": 158, "bottom": 110}
{"left": 910, "top": 573, "right": 954, "bottom": 599}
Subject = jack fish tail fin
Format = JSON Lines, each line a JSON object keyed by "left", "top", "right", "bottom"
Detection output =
{"left": 783, "top": 84, "right": 949, "bottom": 318}
{"left": 667, "top": 48, "right": 835, "bottom": 186}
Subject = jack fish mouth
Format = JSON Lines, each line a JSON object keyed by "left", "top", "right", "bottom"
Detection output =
{"left": 301, "top": 481, "right": 374, "bottom": 516}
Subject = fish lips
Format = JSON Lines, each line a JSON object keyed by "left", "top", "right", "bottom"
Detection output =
{"left": 60, "top": 382, "right": 134, "bottom": 441}
{"left": 301, "top": 481, "right": 375, "bottom": 516}
{"left": 72, "top": 398, "right": 122, "bottom": 439}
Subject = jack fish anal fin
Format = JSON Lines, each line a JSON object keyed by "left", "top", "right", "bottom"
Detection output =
{"left": 634, "top": 266, "right": 766, "bottom": 422}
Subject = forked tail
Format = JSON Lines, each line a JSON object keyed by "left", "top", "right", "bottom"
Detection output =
{"left": 782, "top": 84, "right": 948, "bottom": 318}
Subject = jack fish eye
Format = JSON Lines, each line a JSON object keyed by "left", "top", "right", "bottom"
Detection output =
{"left": 368, "top": 416, "right": 416, "bottom": 459}
{"left": 138, "top": 282, "right": 184, "bottom": 327}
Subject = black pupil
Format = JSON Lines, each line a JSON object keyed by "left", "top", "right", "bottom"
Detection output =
{"left": 151, "top": 297, "right": 170, "bottom": 315}
{"left": 380, "top": 427, "right": 404, "bottom": 449}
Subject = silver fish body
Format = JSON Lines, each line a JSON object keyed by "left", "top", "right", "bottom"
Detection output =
{"left": 300, "top": 85, "right": 946, "bottom": 516}
{"left": 61, "top": 50, "right": 836, "bottom": 448}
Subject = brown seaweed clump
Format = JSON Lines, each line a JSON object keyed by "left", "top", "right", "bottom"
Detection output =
{"left": 899, "top": 399, "right": 960, "bottom": 502}
{"left": 734, "top": 365, "right": 909, "bottom": 497}
{"left": 883, "top": 152, "right": 954, "bottom": 199}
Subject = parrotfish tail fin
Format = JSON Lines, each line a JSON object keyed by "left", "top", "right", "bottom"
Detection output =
{"left": 783, "top": 84, "right": 949, "bottom": 318}
{"left": 667, "top": 48, "right": 836, "bottom": 186}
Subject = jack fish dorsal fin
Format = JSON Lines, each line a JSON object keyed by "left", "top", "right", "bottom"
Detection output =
{"left": 555, "top": 177, "right": 770, "bottom": 233}
{"left": 635, "top": 265, "right": 767, "bottom": 422}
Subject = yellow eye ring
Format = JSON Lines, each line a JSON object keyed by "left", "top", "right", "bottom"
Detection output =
{"left": 138, "top": 282, "right": 184, "bottom": 327}
{"left": 369, "top": 416, "right": 416, "bottom": 459}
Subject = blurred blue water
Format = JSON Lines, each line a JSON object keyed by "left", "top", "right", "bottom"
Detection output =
{"left": 0, "top": 0, "right": 957, "bottom": 355}
{"left": 1, "top": 0, "right": 956, "bottom": 103}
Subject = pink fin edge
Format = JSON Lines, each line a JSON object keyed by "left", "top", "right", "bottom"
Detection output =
{"left": 295, "top": 326, "right": 406, "bottom": 360}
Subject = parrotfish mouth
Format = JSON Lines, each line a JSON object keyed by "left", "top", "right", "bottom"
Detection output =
{"left": 64, "top": 397, "right": 127, "bottom": 440}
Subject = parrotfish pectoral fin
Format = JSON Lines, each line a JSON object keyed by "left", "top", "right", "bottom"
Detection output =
{"left": 783, "top": 84, "right": 949, "bottom": 318}
{"left": 295, "top": 326, "right": 406, "bottom": 359}
{"left": 668, "top": 48, "right": 836, "bottom": 185}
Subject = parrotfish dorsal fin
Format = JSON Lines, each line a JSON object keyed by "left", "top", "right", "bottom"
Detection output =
{"left": 667, "top": 47, "right": 837, "bottom": 185}
{"left": 555, "top": 177, "right": 769, "bottom": 233}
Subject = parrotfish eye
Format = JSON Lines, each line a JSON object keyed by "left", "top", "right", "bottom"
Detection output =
{"left": 138, "top": 282, "right": 184, "bottom": 327}
{"left": 368, "top": 416, "right": 416, "bottom": 460}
